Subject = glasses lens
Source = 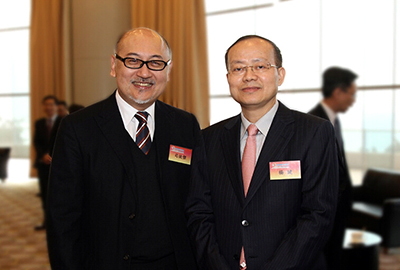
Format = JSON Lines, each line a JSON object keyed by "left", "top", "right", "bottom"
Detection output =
{"left": 147, "top": 60, "right": 167, "bottom": 71}
{"left": 124, "top": 58, "right": 143, "bottom": 69}
{"left": 230, "top": 65, "right": 245, "bottom": 75}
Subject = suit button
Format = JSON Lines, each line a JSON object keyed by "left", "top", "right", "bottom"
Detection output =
{"left": 123, "top": 254, "right": 130, "bottom": 260}
{"left": 128, "top": 213, "right": 136, "bottom": 219}
{"left": 242, "top": 220, "right": 249, "bottom": 227}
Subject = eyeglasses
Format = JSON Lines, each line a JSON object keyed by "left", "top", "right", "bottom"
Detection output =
{"left": 229, "top": 62, "right": 280, "bottom": 76}
{"left": 115, "top": 54, "right": 171, "bottom": 71}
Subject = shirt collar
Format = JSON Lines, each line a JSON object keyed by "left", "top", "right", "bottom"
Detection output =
{"left": 321, "top": 101, "right": 336, "bottom": 125}
{"left": 48, "top": 114, "right": 57, "bottom": 122}
{"left": 115, "top": 90, "right": 155, "bottom": 130}
{"left": 240, "top": 100, "right": 279, "bottom": 139}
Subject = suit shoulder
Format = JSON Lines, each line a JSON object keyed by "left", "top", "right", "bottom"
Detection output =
{"left": 308, "top": 103, "right": 328, "bottom": 120}
{"left": 289, "top": 109, "right": 336, "bottom": 142}
{"left": 291, "top": 109, "right": 329, "bottom": 125}
{"left": 202, "top": 115, "right": 238, "bottom": 136}
{"left": 67, "top": 96, "right": 112, "bottom": 119}
{"left": 58, "top": 95, "right": 115, "bottom": 133}
{"left": 156, "top": 100, "right": 198, "bottom": 124}
{"left": 35, "top": 117, "right": 46, "bottom": 124}
{"left": 281, "top": 106, "right": 334, "bottom": 136}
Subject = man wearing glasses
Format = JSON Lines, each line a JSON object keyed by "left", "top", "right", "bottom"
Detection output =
{"left": 186, "top": 35, "right": 339, "bottom": 269}
{"left": 47, "top": 28, "right": 199, "bottom": 270}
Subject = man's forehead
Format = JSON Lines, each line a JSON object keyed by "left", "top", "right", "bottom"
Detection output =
{"left": 118, "top": 31, "right": 168, "bottom": 57}
{"left": 230, "top": 58, "right": 269, "bottom": 64}
{"left": 228, "top": 45, "right": 273, "bottom": 65}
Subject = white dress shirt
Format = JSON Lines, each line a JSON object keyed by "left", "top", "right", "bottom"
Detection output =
{"left": 115, "top": 90, "right": 155, "bottom": 142}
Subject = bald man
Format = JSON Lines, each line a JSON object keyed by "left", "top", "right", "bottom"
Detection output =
{"left": 47, "top": 28, "right": 199, "bottom": 270}
{"left": 186, "top": 35, "right": 338, "bottom": 269}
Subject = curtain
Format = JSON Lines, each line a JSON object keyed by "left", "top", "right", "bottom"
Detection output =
{"left": 30, "top": 0, "right": 65, "bottom": 176}
{"left": 131, "top": 0, "right": 210, "bottom": 128}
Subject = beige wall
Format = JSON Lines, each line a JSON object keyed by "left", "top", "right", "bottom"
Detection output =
{"left": 65, "top": 0, "right": 131, "bottom": 107}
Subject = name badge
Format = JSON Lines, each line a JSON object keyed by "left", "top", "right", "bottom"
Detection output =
{"left": 168, "top": 145, "right": 192, "bottom": 165}
{"left": 269, "top": 160, "right": 301, "bottom": 180}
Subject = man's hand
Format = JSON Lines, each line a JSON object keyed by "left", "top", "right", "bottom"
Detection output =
{"left": 42, "top": 153, "right": 52, "bottom": 165}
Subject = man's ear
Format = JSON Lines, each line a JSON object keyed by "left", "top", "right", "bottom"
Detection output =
{"left": 110, "top": 54, "right": 116, "bottom": 77}
{"left": 278, "top": 67, "right": 286, "bottom": 86}
{"left": 332, "top": 87, "right": 343, "bottom": 98}
{"left": 166, "top": 60, "right": 173, "bottom": 82}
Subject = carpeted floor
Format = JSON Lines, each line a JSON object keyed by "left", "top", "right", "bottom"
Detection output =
{"left": 0, "top": 159, "right": 399, "bottom": 270}
{"left": 0, "top": 180, "right": 50, "bottom": 270}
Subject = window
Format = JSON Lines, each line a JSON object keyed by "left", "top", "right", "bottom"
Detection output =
{"left": 0, "top": 1, "right": 31, "bottom": 157}
{"left": 205, "top": 0, "right": 400, "bottom": 177}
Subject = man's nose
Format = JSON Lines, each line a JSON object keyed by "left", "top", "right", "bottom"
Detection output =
{"left": 136, "top": 63, "right": 152, "bottom": 77}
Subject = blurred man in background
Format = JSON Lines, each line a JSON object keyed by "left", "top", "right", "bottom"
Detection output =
{"left": 309, "top": 66, "right": 358, "bottom": 269}
{"left": 33, "top": 95, "right": 62, "bottom": 230}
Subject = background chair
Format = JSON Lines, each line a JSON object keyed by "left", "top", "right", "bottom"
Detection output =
{"left": 349, "top": 168, "right": 400, "bottom": 252}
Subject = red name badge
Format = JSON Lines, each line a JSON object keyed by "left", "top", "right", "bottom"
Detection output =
{"left": 269, "top": 160, "right": 301, "bottom": 180}
{"left": 168, "top": 145, "right": 192, "bottom": 165}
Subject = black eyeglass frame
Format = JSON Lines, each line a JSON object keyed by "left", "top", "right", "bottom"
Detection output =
{"left": 115, "top": 54, "right": 171, "bottom": 71}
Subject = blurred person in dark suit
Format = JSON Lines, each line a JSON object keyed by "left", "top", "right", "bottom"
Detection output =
{"left": 186, "top": 35, "right": 339, "bottom": 270}
{"left": 309, "top": 66, "right": 358, "bottom": 270}
{"left": 33, "top": 95, "right": 62, "bottom": 230}
{"left": 57, "top": 100, "right": 69, "bottom": 117}
{"left": 47, "top": 28, "right": 199, "bottom": 270}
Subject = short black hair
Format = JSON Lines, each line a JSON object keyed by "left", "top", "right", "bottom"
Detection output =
{"left": 322, "top": 67, "right": 358, "bottom": 98}
{"left": 58, "top": 100, "right": 67, "bottom": 107}
{"left": 42, "top": 95, "right": 58, "bottom": 104}
{"left": 225, "top": 35, "right": 283, "bottom": 70}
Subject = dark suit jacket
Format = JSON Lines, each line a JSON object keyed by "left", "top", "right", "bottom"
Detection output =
{"left": 33, "top": 116, "right": 62, "bottom": 167}
{"left": 47, "top": 93, "right": 199, "bottom": 269}
{"left": 309, "top": 103, "right": 353, "bottom": 269}
{"left": 186, "top": 102, "right": 339, "bottom": 270}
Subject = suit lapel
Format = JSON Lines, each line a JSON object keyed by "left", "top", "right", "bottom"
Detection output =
{"left": 94, "top": 92, "right": 137, "bottom": 199}
{"left": 244, "top": 102, "right": 295, "bottom": 206}
{"left": 221, "top": 115, "right": 245, "bottom": 206}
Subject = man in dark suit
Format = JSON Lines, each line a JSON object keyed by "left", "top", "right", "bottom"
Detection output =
{"left": 47, "top": 28, "right": 199, "bottom": 270}
{"left": 33, "top": 95, "right": 62, "bottom": 230}
{"left": 186, "top": 35, "right": 339, "bottom": 270}
{"left": 309, "top": 67, "right": 358, "bottom": 269}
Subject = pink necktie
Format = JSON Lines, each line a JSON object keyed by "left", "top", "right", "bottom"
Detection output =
{"left": 240, "top": 124, "right": 258, "bottom": 269}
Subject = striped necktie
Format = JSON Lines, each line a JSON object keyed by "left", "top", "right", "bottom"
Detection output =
{"left": 134, "top": 111, "right": 151, "bottom": 155}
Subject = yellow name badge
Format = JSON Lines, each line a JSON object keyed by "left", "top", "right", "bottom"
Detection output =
{"left": 168, "top": 145, "right": 192, "bottom": 165}
{"left": 269, "top": 160, "right": 301, "bottom": 180}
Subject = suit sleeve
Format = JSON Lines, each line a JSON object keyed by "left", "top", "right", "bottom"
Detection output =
{"left": 185, "top": 134, "right": 231, "bottom": 270}
{"left": 46, "top": 116, "right": 85, "bottom": 269}
{"left": 263, "top": 121, "right": 339, "bottom": 269}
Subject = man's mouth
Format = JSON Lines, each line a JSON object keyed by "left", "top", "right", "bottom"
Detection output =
{"left": 131, "top": 80, "right": 155, "bottom": 88}
{"left": 242, "top": 86, "right": 260, "bottom": 92}
{"left": 132, "top": 81, "right": 154, "bottom": 87}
